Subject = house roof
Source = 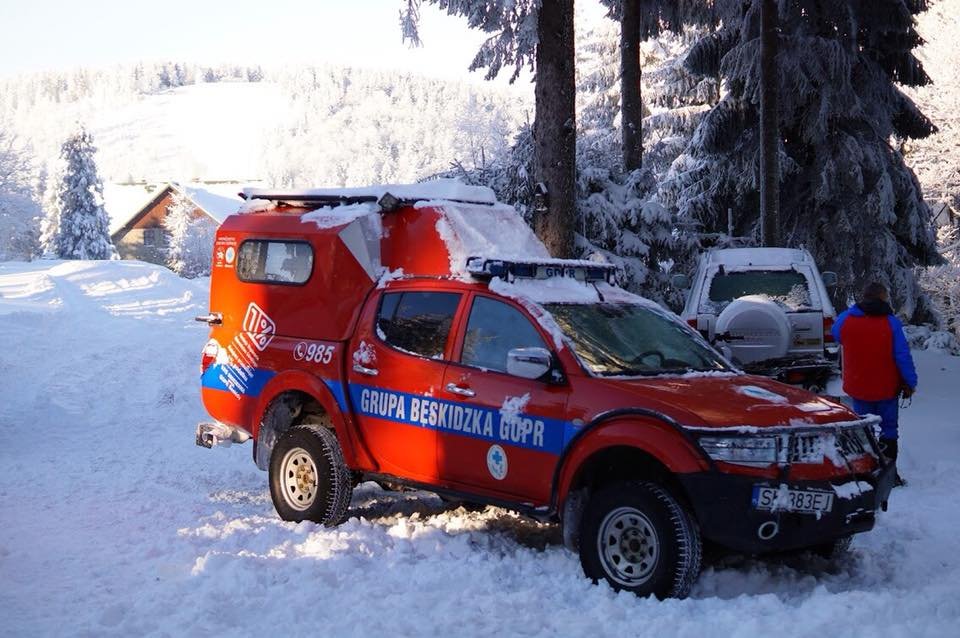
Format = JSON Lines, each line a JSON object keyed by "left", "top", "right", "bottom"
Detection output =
{"left": 105, "top": 182, "right": 246, "bottom": 238}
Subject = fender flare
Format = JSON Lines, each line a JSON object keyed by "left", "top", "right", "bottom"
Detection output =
{"left": 550, "top": 408, "right": 713, "bottom": 513}
{"left": 253, "top": 370, "right": 368, "bottom": 467}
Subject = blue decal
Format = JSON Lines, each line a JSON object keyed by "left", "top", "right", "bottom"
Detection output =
{"left": 202, "top": 363, "right": 275, "bottom": 398}
{"left": 349, "top": 383, "right": 576, "bottom": 455}
{"left": 323, "top": 379, "right": 349, "bottom": 412}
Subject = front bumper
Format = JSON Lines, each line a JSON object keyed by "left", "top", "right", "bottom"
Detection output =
{"left": 678, "top": 462, "right": 896, "bottom": 554}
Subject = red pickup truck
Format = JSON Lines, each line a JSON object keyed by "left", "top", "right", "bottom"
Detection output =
{"left": 195, "top": 182, "right": 895, "bottom": 599}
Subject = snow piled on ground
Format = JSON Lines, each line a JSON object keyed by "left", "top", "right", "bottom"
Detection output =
{"left": 2, "top": 260, "right": 960, "bottom": 636}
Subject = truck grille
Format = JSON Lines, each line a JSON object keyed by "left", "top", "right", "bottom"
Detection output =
{"left": 789, "top": 427, "right": 876, "bottom": 464}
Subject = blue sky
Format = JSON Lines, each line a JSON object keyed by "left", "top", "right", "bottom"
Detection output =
{"left": 0, "top": 0, "right": 499, "bottom": 80}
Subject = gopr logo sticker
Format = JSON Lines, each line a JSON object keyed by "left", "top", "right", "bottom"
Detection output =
{"left": 487, "top": 444, "right": 508, "bottom": 480}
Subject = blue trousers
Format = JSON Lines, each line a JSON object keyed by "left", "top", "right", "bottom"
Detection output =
{"left": 851, "top": 397, "right": 900, "bottom": 440}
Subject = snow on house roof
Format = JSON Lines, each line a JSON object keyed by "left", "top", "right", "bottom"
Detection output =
{"left": 177, "top": 184, "right": 243, "bottom": 223}
{"left": 242, "top": 178, "right": 498, "bottom": 206}
{"left": 102, "top": 183, "right": 158, "bottom": 236}
{"left": 104, "top": 182, "right": 246, "bottom": 237}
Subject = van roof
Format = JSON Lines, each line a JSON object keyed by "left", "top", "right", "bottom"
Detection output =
{"left": 706, "top": 247, "right": 812, "bottom": 267}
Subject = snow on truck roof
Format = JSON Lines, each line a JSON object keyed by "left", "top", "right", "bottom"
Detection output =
{"left": 241, "top": 179, "right": 499, "bottom": 206}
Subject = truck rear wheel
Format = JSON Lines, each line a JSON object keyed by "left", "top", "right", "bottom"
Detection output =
{"left": 269, "top": 425, "right": 352, "bottom": 526}
{"left": 579, "top": 481, "right": 701, "bottom": 599}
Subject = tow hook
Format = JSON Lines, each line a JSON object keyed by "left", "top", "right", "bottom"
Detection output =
{"left": 196, "top": 422, "right": 251, "bottom": 448}
{"left": 757, "top": 520, "right": 780, "bottom": 541}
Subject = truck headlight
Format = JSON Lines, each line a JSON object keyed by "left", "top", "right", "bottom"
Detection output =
{"left": 698, "top": 435, "right": 787, "bottom": 467}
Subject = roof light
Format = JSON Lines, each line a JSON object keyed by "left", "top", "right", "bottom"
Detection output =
{"left": 465, "top": 257, "right": 619, "bottom": 283}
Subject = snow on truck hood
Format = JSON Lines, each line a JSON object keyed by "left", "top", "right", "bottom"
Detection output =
{"left": 594, "top": 374, "right": 855, "bottom": 428}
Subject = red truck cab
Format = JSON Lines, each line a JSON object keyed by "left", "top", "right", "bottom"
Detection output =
{"left": 195, "top": 181, "right": 895, "bottom": 599}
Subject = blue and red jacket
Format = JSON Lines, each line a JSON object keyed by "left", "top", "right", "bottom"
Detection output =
{"left": 831, "top": 300, "right": 918, "bottom": 401}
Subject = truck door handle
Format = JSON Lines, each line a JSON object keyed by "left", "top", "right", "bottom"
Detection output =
{"left": 353, "top": 363, "right": 379, "bottom": 376}
{"left": 445, "top": 383, "right": 475, "bottom": 398}
{"left": 195, "top": 312, "right": 222, "bottom": 325}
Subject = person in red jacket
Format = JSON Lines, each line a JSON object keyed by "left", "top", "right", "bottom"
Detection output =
{"left": 832, "top": 282, "right": 917, "bottom": 485}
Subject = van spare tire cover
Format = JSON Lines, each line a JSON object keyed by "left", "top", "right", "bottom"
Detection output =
{"left": 715, "top": 295, "right": 790, "bottom": 364}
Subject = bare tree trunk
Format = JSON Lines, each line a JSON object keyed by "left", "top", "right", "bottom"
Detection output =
{"left": 759, "top": 0, "right": 780, "bottom": 246}
{"left": 533, "top": 0, "right": 576, "bottom": 258}
{"left": 621, "top": 0, "right": 643, "bottom": 172}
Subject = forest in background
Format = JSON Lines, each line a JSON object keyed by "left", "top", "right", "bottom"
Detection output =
{"left": 0, "top": 1, "right": 957, "bottom": 340}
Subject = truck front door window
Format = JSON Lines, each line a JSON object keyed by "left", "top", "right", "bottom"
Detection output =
{"left": 377, "top": 291, "right": 461, "bottom": 359}
{"left": 461, "top": 296, "right": 547, "bottom": 373}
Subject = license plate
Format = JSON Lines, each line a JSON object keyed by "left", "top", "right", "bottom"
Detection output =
{"left": 752, "top": 485, "right": 834, "bottom": 514}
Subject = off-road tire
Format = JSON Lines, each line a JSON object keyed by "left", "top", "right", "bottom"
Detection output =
{"left": 579, "top": 481, "right": 702, "bottom": 599}
{"left": 269, "top": 425, "right": 352, "bottom": 526}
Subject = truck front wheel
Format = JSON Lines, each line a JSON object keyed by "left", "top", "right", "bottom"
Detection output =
{"left": 269, "top": 425, "right": 352, "bottom": 526}
{"left": 579, "top": 481, "right": 701, "bottom": 599}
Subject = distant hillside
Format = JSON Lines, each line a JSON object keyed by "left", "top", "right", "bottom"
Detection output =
{"left": 0, "top": 62, "right": 529, "bottom": 188}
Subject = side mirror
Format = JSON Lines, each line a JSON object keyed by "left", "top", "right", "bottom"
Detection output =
{"left": 506, "top": 347, "right": 552, "bottom": 380}
{"left": 671, "top": 273, "right": 691, "bottom": 289}
{"left": 821, "top": 271, "right": 838, "bottom": 288}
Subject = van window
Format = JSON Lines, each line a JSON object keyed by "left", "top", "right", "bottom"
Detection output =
{"left": 461, "top": 296, "right": 546, "bottom": 372}
{"left": 377, "top": 292, "right": 461, "bottom": 359}
{"left": 237, "top": 240, "right": 313, "bottom": 284}
{"left": 705, "top": 270, "right": 814, "bottom": 312}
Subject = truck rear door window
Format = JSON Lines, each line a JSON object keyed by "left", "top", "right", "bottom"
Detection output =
{"left": 377, "top": 292, "right": 461, "bottom": 359}
{"left": 237, "top": 240, "right": 313, "bottom": 284}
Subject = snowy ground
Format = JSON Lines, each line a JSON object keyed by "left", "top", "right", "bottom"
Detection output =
{"left": 1, "top": 260, "right": 959, "bottom": 637}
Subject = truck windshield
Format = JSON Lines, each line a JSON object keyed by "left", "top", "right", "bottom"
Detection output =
{"left": 544, "top": 303, "right": 731, "bottom": 377}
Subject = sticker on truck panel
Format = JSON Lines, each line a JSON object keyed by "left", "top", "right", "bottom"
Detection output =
{"left": 214, "top": 236, "right": 238, "bottom": 269}
{"left": 294, "top": 341, "right": 336, "bottom": 364}
{"left": 350, "top": 384, "right": 576, "bottom": 454}
{"left": 204, "top": 302, "right": 279, "bottom": 399}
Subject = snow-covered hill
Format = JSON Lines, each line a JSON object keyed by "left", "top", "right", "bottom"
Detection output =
{"left": 1, "top": 259, "right": 959, "bottom": 635}
{"left": 0, "top": 64, "right": 528, "bottom": 187}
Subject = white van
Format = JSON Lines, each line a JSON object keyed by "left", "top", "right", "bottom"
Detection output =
{"left": 674, "top": 247, "right": 839, "bottom": 390}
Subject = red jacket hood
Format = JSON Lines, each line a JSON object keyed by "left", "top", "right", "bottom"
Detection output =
{"left": 586, "top": 374, "right": 856, "bottom": 428}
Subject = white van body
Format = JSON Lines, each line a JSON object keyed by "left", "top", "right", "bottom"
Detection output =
{"left": 680, "top": 248, "right": 838, "bottom": 369}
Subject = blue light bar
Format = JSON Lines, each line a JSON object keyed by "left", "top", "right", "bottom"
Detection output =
{"left": 465, "top": 257, "right": 618, "bottom": 283}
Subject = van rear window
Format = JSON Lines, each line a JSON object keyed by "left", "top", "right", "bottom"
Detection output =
{"left": 237, "top": 240, "right": 313, "bottom": 284}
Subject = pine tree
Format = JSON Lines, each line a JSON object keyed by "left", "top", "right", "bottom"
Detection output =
{"left": 0, "top": 130, "right": 41, "bottom": 260}
{"left": 163, "top": 188, "right": 213, "bottom": 278}
{"left": 51, "top": 128, "right": 114, "bottom": 260}
{"left": 400, "top": 0, "right": 576, "bottom": 257}
{"left": 600, "top": 1, "right": 716, "bottom": 171}
{"left": 664, "top": 0, "right": 942, "bottom": 320}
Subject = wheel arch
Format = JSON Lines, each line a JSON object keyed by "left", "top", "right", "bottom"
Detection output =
{"left": 552, "top": 410, "right": 711, "bottom": 523}
{"left": 252, "top": 370, "right": 365, "bottom": 470}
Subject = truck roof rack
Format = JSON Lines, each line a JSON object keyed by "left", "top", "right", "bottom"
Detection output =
{"left": 465, "top": 257, "right": 619, "bottom": 283}
{"left": 240, "top": 189, "right": 496, "bottom": 211}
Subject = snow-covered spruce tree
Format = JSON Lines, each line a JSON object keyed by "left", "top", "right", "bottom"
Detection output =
{"left": 401, "top": 0, "right": 577, "bottom": 258}
{"left": 163, "top": 189, "right": 213, "bottom": 278}
{"left": 440, "top": 14, "right": 708, "bottom": 307}
{"left": 0, "top": 130, "right": 41, "bottom": 261}
{"left": 599, "top": 0, "right": 716, "bottom": 171}
{"left": 663, "top": 0, "right": 942, "bottom": 320}
{"left": 51, "top": 128, "right": 113, "bottom": 260}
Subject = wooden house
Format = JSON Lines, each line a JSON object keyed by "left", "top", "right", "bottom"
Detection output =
{"left": 106, "top": 183, "right": 242, "bottom": 264}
